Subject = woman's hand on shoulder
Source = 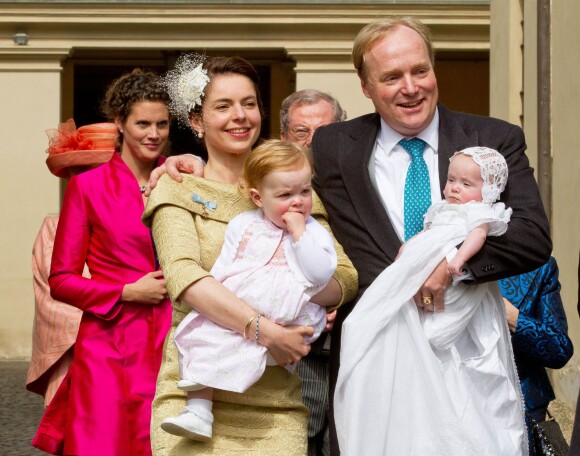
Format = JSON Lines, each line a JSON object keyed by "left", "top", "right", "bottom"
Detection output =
{"left": 145, "top": 154, "right": 205, "bottom": 196}
{"left": 121, "top": 270, "right": 168, "bottom": 305}
{"left": 258, "top": 317, "right": 312, "bottom": 366}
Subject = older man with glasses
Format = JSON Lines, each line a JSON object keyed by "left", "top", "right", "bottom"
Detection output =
{"left": 280, "top": 89, "right": 346, "bottom": 148}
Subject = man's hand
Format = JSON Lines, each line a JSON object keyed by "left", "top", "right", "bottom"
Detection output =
{"left": 145, "top": 154, "right": 205, "bottom": 196}
{"left": 503, "top": 298, "right": 519, "bottom": 333}
{"left": 414, "top": 258, "right": 452, "bottom": 312}
{"left": 324, "top": 309, "right": 337, "bottom": 332}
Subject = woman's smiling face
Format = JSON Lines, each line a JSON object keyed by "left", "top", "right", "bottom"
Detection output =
{"left": 192, "top": 73, "right": 261, "bottom": 158}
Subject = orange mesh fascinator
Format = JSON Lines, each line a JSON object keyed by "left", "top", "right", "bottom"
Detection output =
{"left": 45, "top": 119, "right": 118, "bottom": 178}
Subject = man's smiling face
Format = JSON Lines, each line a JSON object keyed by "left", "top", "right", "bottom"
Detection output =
{"left": 361, "top": 25, "right": 439, "bottom": 137}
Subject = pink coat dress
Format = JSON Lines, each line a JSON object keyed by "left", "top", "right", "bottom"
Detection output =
{"left": 32, "top": 152, "right": 172, "bottom": 456}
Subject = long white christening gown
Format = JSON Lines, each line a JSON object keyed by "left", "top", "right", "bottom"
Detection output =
{"left": 335, "top": 201, "right": 527, "bottom": 456}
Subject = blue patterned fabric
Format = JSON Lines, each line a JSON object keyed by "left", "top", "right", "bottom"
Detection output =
{"left": 498, "top": 257, "right": 573, "bottom": 454}
{"left": 400, "top": 138, "right": 430, "bottom": 240}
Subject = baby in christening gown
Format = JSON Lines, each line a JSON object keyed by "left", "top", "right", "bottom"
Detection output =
{"left": 161, "top": 140, "right": 336, "bottom": 441}
{"left": 335, "top": 147, "right": 528, "bottom": 456}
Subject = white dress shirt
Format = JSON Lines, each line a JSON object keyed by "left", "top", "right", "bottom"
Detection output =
{"left": 370, "top": 109, "right": 441, "bottom": 242}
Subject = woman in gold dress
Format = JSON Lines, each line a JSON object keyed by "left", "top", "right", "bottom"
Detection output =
{"left": 143, "top": 54, "right": 358, "bottom": 455}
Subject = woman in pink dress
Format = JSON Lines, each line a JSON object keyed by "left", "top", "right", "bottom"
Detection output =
{"left": 32, "top": 69, "right": 173, "bottom": 455}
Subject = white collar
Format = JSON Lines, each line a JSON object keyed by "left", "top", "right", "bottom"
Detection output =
{"left": 377, "top": 108, "right": 440, "bottom": 155}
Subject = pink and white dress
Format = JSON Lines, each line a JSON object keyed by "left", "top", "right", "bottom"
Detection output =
{"left": 174, "top": 209, "right": 336, "bottom": 393}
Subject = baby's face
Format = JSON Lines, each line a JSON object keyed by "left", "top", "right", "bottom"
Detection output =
{"left": 250, "top": 163, "right": 313, "bottom": 229}
{"left": 443, "top": 153, "right": 484, "bottom": 204}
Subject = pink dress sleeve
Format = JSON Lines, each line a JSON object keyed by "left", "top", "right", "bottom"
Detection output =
{"left": 48, "top": 176, "right": 124, "bottom": 319}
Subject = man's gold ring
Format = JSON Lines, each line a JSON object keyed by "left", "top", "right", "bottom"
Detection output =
{"left": 421, "top": 296, "right": 433, "bottom": 305}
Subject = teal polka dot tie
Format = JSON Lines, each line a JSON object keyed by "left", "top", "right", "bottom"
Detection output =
{"left": 400, "top": 138, "right": 430, "bottom": 240}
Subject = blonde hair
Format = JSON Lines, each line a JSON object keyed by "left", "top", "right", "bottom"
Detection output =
{"left": 352, "top": 16, "right": 434, "bottom": 81}
{"left": 243, "top": 139, "right": 313, "bottom": 191}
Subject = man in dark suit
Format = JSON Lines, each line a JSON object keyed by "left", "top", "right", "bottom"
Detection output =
{"left": 310, "top": 16, "right": 552, "bottom": 455}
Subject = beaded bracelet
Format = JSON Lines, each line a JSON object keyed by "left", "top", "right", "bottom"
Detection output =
{"left": 255, "top": 315, "right": 262, "bottom": 342}
{"left": 243, "top": 314, "right": 260, "bottom": 339}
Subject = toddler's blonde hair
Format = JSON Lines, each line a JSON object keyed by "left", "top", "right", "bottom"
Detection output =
{"left": 243, "top": 139, "right": 313, "bottom": 191}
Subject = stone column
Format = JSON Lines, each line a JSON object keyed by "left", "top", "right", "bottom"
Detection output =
{"left": 0, "top": 48, "right": 69, "bottom": 357}
{"left": 287, "top": 49, "right": 373, "bottom": 120}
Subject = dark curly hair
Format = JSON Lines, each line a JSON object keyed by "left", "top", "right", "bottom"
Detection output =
{"left": 101, "top": 69, "right": 170, "bottom": 151}
{"left": 101, "top": 69, "right": 170, "bottom": 123}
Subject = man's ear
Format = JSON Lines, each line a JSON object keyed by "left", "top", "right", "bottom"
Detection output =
{"left": 361, "top": 78, "right": 371, "bottom": 99}
{"left": 249, "top": 188, "right": 263, "bottom": 207}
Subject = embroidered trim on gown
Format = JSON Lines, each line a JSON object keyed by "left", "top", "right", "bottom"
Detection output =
{"left": 334, "top": 201, "right": 527, "bottom": 456}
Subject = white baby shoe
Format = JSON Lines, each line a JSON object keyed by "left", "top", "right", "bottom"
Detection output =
{"left": 160, "top": 407, "right": 214, "bottom": 441}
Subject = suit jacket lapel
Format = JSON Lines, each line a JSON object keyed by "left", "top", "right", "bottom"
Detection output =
{"left": 437, "top": 104, "right": 479, "bottom": 193}
{"left": 338, "top": 113, "right": 401, "bottom": 261}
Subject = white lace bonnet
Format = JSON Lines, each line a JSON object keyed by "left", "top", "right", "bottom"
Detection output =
{"left": 451, "top": 147, "right": 509, "bottom": 204}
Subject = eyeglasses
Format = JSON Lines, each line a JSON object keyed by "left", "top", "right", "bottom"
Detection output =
{"left": 289, "top": 126, "right": 315, "bottom": 141}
